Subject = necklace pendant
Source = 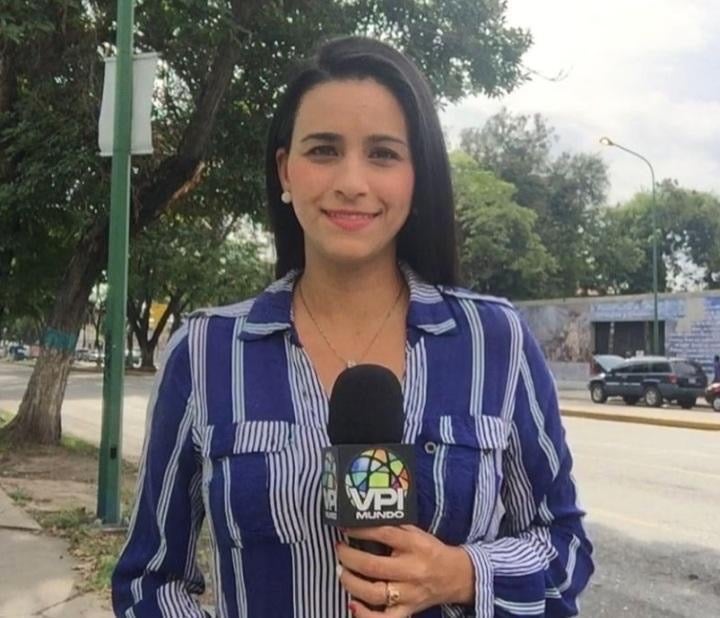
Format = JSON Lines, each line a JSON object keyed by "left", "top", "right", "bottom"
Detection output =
{"left": 346, "top": 360, "right": 357, "bottom": 368}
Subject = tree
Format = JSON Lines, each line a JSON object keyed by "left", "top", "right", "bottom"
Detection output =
{"left": 127, "top": 213, "right": 271, "bottom": 369}
{"left": 460, "top": 110, "right": 609, "bottom": 297}
{"left": 580, "top": 180, "right": 720, "bottom": 296}
{"left": 657, "top": 180, "right": 720, "bottom": 289}
{"left": 452, "top": 153, "right": 555, "bottom": 299}
{"left": 1, "top": 0, "right": 531, "bottom": 444}
{"left": 581, "top": 207, "right": 646, "bottom": 295}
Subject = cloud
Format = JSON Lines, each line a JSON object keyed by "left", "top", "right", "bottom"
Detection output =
{"left": 442, "top": 0, "right": 720, "bottom": 203}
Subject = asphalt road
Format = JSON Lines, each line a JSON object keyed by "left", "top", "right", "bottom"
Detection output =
{"left": 565, "top": 417, "right": 720, "bottom": 616}
{"left": 2, "top": 361, "right": 719, "bottom": 615}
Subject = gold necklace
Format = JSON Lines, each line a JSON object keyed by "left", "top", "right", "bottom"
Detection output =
{"left": 297, "top": 278, "right": 405, "bottom": 368}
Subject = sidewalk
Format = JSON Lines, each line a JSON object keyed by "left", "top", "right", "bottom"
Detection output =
{"left": 0, "top": 489, "right": 113, "bottom": 618}
{"left": 559, "top": 399, "right": 720, "bottom": 431}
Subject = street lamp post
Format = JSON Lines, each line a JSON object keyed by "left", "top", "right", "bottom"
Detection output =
{"left": 600, "top": 137, "right": 660, "bottom": 355}
{"left": 97, "top": 0, "right": 135, "bottom": 525}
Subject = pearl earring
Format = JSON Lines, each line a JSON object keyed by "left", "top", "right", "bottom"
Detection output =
{"left": 281, "top": 191, "right": 292, "bottom": 204}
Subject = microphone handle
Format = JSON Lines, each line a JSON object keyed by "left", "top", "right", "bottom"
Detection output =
{"left": 348, "top": 538, "right": 392, "bottom": 610}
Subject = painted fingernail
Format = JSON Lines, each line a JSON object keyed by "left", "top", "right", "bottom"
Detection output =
{"left": 349, "top": 602, "right": 357, "bottom": 615}
{"left": 336, "top": 563, "right": 343, "bottom": 579}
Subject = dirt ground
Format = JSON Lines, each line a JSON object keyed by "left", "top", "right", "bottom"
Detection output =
{"left": 0, "top": 442, "right": 137, "bottom": 513}
{"left": 0, "top": 434, "right": 214, "bottom": 604}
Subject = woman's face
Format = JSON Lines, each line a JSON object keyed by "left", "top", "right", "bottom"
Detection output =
{"left": 276, "top": 79, "right": 415, "bottom": 269}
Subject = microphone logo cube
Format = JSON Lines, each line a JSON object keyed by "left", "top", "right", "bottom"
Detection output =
{"left": 322, "top": 451, "right": 338, "bottom": 520}
{"left": 346, "top": 448, "right": 409, "bottom": 518}
{"left": 321, "top": 444, "right": 416, "bottom": 527}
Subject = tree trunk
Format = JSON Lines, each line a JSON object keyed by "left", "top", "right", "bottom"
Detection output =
{"left": 125, "top": 326, "right": 134, "bottom": 369}
{"left": 0, "top": 218, "right": 107, "bottom": 445}
{"left": 2, "top": 347, "right": 73, "bottom": 443}
{"left": 138, "top": 341, "right": 154, "bottom": 369}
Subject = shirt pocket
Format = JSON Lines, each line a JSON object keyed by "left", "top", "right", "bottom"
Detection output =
{"left": 416, "top": 414, "right": 509, "bottom": 546}
{"left": 201, "top": 420, "right": 307, "bottom": 548}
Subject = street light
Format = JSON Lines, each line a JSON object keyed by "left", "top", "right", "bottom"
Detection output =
{"left": 97, "top": 0, "right": 135, "bottom": 525}
{"left": 600, "top": 136, "right": 660, "bottom": 355}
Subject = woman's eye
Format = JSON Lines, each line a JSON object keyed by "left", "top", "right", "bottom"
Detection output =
{"left": 307, "top": 145, "right": 337, "bottom": 157}
{"left": 370, "top": 147, "right": 401, "bottom": 161}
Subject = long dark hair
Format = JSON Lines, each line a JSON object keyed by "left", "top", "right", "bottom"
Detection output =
{"left": 265, "top": 36, "right": 458, "bottom": 286}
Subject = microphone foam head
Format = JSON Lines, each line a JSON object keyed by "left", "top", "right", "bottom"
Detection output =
{"left": 327, "top": 364, "right": 404, "bottom": 445}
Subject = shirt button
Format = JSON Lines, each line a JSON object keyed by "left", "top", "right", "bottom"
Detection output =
{"left": 424, "top": 441, "right": 437, "bottom": 455}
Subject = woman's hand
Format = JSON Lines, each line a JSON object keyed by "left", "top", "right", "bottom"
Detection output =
{"left": 336, "top": 525, "right": 474, "bottom": 617}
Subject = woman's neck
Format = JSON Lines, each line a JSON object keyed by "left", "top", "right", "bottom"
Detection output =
{"left": 298, "top": 255, "right": 405, "bottom": 328}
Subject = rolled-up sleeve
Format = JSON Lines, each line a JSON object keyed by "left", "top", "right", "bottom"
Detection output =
{"left": 112, "top": 324, "right": 207, "bottom": 617}
{"left": 461, "top": 320, "right": 594, "bottom": 617}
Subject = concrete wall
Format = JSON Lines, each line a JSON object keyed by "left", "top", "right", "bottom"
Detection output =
{"left": 517, "top": 290, "right": 720, "bottom": 379}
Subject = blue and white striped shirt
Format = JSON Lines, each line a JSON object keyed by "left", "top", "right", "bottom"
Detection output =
{"left": 112, "top": 265, "right": 593, "bottom": 617}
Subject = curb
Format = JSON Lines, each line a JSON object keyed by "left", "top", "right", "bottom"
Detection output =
{"left": 560, "top": 407, "right": 720, "bottom": 431}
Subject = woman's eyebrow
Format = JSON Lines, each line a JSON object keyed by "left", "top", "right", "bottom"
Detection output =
{"left": 367, "top": 134, "right": 407, "bottom": 146}
{"left": 300, "top": 132, "right": 341, "bottom": 143}
{"left": 299, "top": 132, "right": 407, "bottom": 146}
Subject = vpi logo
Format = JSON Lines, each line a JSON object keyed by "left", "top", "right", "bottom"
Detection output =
{"left": 322, "top": 451, "right": 338, "bottom": 519}
{"left": 345, "top": 448, "right": 410, "bottom": 520}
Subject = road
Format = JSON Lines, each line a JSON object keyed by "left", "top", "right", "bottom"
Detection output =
{"left": 0, "top": 361, "right": 153, "bottom": 460}
{"left": 1, "top": 362, "right": 719, "bottom": 615}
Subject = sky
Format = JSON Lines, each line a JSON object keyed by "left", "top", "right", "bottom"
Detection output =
{"left": 441, "top": 0, "right": 720, "bottom": 205}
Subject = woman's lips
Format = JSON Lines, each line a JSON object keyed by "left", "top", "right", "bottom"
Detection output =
{"left": 323, "top": 209, "right": 380, "bottom": 231}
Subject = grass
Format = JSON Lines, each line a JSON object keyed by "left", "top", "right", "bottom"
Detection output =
{"left": 60, "top": 433, "right": 100, "bottom": 458}
{"left": 8, "top": 486, "right": 32, "bottom": 505}
{"left": 33, "top": 506, "right": 129, "bottom": 593}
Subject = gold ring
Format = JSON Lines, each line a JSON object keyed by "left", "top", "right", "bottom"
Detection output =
{"left": 385, "top": 582, "right": 401, "bottom": 608}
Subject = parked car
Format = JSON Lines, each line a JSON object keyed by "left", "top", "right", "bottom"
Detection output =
{"left": 74, "top": 348, "right": 90, "bottom": 362}
{"left": 8, "top": 343, "right": 30, "bottom": 361}
{"left": 705, "top": 382, "right": 720, "bottom": 412}
{"left": 589, "top": 354, "right": 625, "bottom": 376}
{"left": 588, "top": 356, "right": 708, "bottom": 409}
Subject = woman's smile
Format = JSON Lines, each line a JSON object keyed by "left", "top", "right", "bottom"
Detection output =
{"left": 322, "top": 208, "right": 381, "bottom": 231}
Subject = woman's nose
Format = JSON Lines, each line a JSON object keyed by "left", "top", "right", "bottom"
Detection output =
{"left": 333, "top": 153, "right": 369, "bottom": 202}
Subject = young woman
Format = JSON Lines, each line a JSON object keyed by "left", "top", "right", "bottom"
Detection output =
{"left": 112, "top": 36, "right": 593, "bottom": 618}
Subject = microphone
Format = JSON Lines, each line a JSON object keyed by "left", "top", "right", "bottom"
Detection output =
{"left": 322, "top": 364, "right": 417, "bottom": 559}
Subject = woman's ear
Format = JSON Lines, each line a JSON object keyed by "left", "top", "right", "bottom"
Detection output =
{"left": 276, "top": 148, "right": 290, "bottom": 193}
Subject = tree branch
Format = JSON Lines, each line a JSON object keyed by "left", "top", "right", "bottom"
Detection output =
{"left": 135, "top": 0, "right": 261, "bottom": 229}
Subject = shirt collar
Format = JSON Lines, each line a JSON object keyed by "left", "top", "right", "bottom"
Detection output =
{"left": 238, "top": 262, "right": 458, "bottom": 342}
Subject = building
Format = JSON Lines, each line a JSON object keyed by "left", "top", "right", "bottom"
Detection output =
{"left": 516, "top": 290, "right": 720, "bottom": 383}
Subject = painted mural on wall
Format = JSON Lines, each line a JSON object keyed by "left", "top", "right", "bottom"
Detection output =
{"left": 665, "top": 297, "right": 720, "bottom": 376}
{"left": 589, "top": 298, "right": 686, "bottom": 322}
{"left": 519, "top": 304, "right": 592, "bottom": 362}
{"left": 520, "top": 293, "right": 720, "bottom": 378}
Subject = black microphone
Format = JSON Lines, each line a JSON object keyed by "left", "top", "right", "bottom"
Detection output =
{"left": 322, "top": 364, "right": 417, "bottom": 558}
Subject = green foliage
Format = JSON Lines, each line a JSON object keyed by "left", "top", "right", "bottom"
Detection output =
{"left": 1, "top": 0, "right": 532, "bottom": 330}
{"left": 581, "top": 206, "right": 646, "bottom": 295}
{"left": 593, "top": 181, "right": 720, "bottom": 294}
{"left": 460, "top": 110, "right": 609, "bottom": 297}
{"left": 7, "top": 487, "right": 32, "bottom": 505}
{"left": 0, "top": 1, "right": 113, "bottom": 327}
{"left": 127, "top": 210, "right": 272, "bottom": 365}
{"left": 452, "top": 153, "right": 555, "bottom": 299}
{"left": 129, "top": 213, "right": 271, "bottom": 311}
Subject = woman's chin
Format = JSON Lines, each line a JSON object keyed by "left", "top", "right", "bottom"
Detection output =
{"left": 311, "top": 243, "right": 396, "bottom": 270}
